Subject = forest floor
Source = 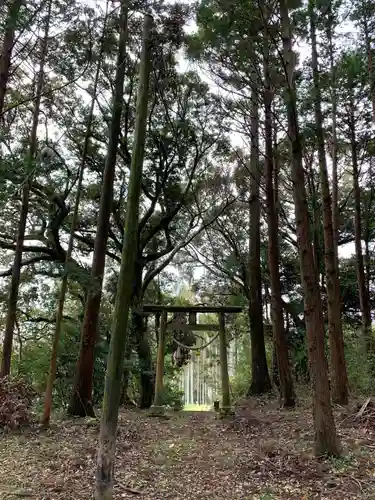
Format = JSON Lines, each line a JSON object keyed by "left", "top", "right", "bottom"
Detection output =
{"left": 1, "top": 395, "right": 375, "bottom": 499}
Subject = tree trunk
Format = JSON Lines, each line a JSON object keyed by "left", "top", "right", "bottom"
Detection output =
{"left": 133, "top": 310, "right": 154, "bottom": 408}
{"left": 364, "top": 158, "right": 373, "bottom": 295}
{"left": 309, "top": 0, "right": 348, "bottom": 405}
{"left": 68, "top": 3, "right": 128, "bottom": 417}
{"left": 1, "top": 0, "right": 51, "bottom": 377}
{"left": 272, "top": 342, "right": 280, "bottom": 388}
{"left": 349, "top": 90, "right": 372, "bottom": 348}
{"left": 263, "top": 22, "right": 295, "bottom": 407}
{"left": 218, "top": 312, "right": 231, "bottom": 414}
{"left": 0, "top": 0, "right": 23, "bottom": 118}
{"left": 306, "top": 163, "right": 322, "bottom": 278}
{"left": 279, "top": 0, "right": 340, "bottom": 456}
{"left": 326, "top": 12, "right": 340, "bottom": 285}
{"left": 41, "top": 14, "right": 107, "bottom": 426}
{"left": 363, "top": 14, "right": 375, "bottom": 123}
{"left": 95, "top": 15, "right": 152, "bottom": 500}
{"left": 131, "top": 260, "right": 154, "bottom": 408}
{"left": 365, "top": 222, "right": 371, "bottom": 295}
{"left": 136, "top": 331, "right": 154, "bottom": 408}
{"left": 248, "top": 71, "right": 271, "bottom": 395}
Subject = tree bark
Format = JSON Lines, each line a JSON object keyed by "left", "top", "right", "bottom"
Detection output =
{"left": 131, "top": 261, "right": 154, "bottom": 408}
{"left": 68, "top": 3, "right": 128, "bottom": 417}
{"left": 309, "top": 0, "right": 348, "bottom": 405}
{"left": 263, "top": 21, "right": 295, "bottom": 407}
{"left": 248, "top": 70, "right": 271, "bottom": 395}
{"left": 1, "top": 0, "right": 51, "bottom": 377}
{"left": 326, "top": 11, "right": 340, "bottom": 284}
{"left": 307, "top": 164, "right": 322, "bottom": 279}
{"left": 362, "top": 13, "right": 375, "bottom": 123}
{"left": 95, "top": 14, "right": 152, "bottom": 500}
{"left": 279, "top": 0, "right": 340, "bottom": 456}
{"left": 133, "top": 315, "right": 154, "bottom": 407}
{"left": 135, "top": 327, "right": 154, "bottom": 408}
{"left": 364, "top": 158, "right": 373, "bottom": 295}
{"left": 0, "top": 0, "right": 23, "bottom": 118}
{"left": 272, "top": 341, "right": 280, "bottom": 388}
{"left": 41, "top": 13, "right": 107, "bottom": 426}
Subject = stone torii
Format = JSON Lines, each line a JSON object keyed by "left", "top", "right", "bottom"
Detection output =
{"left": 142, "top": 304, "right": 243, "bottom": 416}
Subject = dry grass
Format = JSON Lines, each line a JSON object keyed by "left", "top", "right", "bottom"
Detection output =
{"left": 1, "top": 397, "right": 375, "bottom": 499}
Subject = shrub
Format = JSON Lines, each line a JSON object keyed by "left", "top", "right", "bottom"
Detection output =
{"left": 162, "top": 383, "right": 184, "bottom": 410}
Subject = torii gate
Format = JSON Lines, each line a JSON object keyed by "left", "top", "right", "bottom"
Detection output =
{"left": 142, "top": 305, "right": 243, "bottom": 416}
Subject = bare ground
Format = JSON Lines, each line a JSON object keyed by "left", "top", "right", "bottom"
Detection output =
{"left": 1, "top": 397, "right": 375, "bottom": 499}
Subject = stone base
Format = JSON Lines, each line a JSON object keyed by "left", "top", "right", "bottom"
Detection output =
{"left": 148, "top": 405, "right": 166, "bottom": 417}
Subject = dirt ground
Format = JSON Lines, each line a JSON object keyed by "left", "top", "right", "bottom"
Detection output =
{"left": 1, "top": 397, "right": 375, "bottom": 499}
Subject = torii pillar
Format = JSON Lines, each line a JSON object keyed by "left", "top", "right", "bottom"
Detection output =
{"left": 149, "top": 310, "right": 167, "bottom": 416}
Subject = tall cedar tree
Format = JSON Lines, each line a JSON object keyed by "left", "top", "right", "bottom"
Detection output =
{"left": 68, "top": 1, "right": 128, "bottom": 416}
{"left": 356, "top": 1, "right": 375, "bottom": 122}
{"left": 191, "top": 4, "right": 272, "bottom": 393}
{"left": 352, "top": 2, "right": 375, "bottom": 342}
{"left": 347, "top": 73, "right": 372, "bottom": 347}
{"left": 248, "top": 57, "right": 271, "bottom": 395}
{"left": 41, "top": 10, "right": 108, "bottom": 426}
{"left": 95, "top": 14, "right": 153, "bottom": 500}
{"left": 279, "top": 0, "right": 340, "bottom": 456}
{"left": 263, "top": 8, "right": 295, "bottom": 407}
{"left": 1, "top": 0, "right": 52, "bottom": 377}
{"left": 325, "top": 7, "right": 340, "bottom": 292}
{"left": 309, "top": 0, "right": 348, "bottom": 404}
{"left": 131, "top": 264, "right": 154, "bottom": 408}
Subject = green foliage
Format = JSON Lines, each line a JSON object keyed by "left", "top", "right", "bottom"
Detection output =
{"left": 344, "top": 327, "right": 375, "bottom": 395}
{"left": 328, "top": 454, "right": 355, "bottom": 472}
{"left": 162, "top": 354, "right": 184, "bottom": 409}
{"left": 259, "top": 493, "right": 275, "bottom": 500}
{"left": 230, "top": 334, "right": 251, "bottom": 400}
{"left": 161, "top": 382, "right": 184, "bottom": 410}
{"left": 289, "top": 328, "right": 309, "bottom": 381}
{"left": 17, "top": 320, "right": 108, "bottom": 409}
{"left": 17, "top": 341, "right": 50, "bottom": 394}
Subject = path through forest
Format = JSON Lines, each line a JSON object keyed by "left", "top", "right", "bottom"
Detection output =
{"left": 1, "top": 398, "right": 375, "bottom": 499}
